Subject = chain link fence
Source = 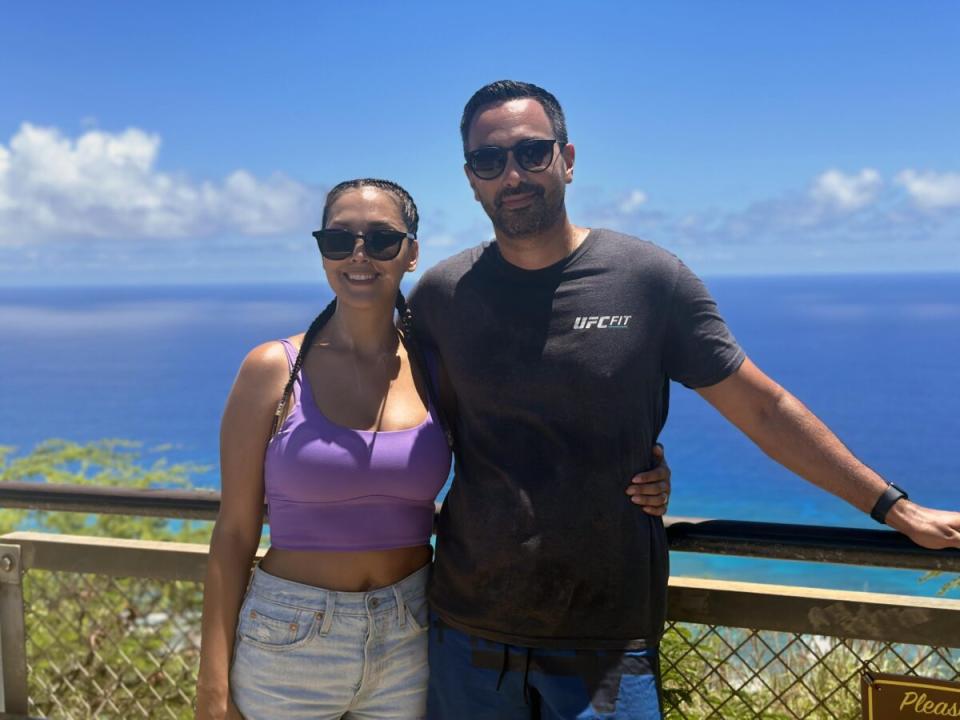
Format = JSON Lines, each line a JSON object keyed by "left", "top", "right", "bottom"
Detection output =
{"left": 14, "top": 562, "right": 959, "bottom": 719}
{"left": 23, "top": 568, "right": 202, "bottom": 719}
{"left": 661, "top": 621, "right": 960, "bottom": 719}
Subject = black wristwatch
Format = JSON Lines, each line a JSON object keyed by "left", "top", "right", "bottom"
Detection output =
{"left": 869, "top": 483, "right": 909, "bottom": 524}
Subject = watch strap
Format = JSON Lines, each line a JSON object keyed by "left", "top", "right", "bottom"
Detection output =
{"left": 870, "top": 483, "right": 908, "bottom": 524}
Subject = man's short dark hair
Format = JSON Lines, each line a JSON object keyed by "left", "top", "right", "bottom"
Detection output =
{"left": 460, "top": 80, "right": 568, "bottom": 152}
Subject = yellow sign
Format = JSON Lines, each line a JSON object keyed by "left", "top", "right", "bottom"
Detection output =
{"left": 862, "top": 671, "right": 960, "bottom": 719}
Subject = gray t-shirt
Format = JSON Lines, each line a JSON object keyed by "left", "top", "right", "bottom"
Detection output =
{"left": 410, "top": 229, "right": 744, "bottom": 649}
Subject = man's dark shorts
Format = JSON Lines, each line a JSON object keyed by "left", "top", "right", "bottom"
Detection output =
{"left": 427, "top": 615, "right": 663, "bottom": 719}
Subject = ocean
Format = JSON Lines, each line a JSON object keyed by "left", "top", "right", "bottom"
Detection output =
{"left": 1, "top": 274, "right": 958, "bottom": 597}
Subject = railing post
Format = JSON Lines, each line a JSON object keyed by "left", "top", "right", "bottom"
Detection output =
{"left": 0, "top": 542, "right": 28, "bottom": 714}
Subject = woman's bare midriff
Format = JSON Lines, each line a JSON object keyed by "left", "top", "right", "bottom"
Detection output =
{"left": 258, "top": 545, "right": 432, "bottom": 592}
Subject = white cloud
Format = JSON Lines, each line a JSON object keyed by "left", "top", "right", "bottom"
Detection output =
{"left": 618, "top": 189, "right": 648, "bottom": 214}
{"left": 0, "top": 123, "right": 321, "bottom": 244}
{"left": 574, "top": 164, "right": 960, "bottom": 274}
{"left": 810, "top": 168, "right": 881, "bottom": 211}
{"left": 895, "top": 170, "right": 960, "bottom": 210}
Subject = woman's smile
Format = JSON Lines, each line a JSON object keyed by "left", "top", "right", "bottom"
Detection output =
{"left": 342, "top": 269, "right": 380, "bottom": 285}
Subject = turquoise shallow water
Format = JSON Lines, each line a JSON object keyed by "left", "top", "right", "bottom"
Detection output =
{"left": 1, "top": 274, "right": 958, "bottom": 596}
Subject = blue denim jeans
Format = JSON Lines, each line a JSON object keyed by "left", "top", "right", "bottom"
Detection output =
{"left": 427, "top": 615, "right": 662, "bottom": 719}
{"left": 230, "top": 563, "right": 430, "bottom": 719}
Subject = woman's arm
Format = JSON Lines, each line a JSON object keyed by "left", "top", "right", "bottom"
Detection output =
{"left": 195, "top": 342, "right": 289, "bottom": 719}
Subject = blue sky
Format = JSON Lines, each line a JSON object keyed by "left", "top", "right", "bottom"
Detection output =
{"left": 1, "top": 1, "right": 958, "bottom": 285}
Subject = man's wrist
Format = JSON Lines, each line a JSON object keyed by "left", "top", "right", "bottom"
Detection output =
{"left": 869, "top": 483, "right": 909, "bottom": 525}
{"left": 881, "top": 494, "right": 916, "bottom": 532}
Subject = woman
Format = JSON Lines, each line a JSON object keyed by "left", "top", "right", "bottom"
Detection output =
{"left": 195, "top": 178, "right": 671, "bottom": 719}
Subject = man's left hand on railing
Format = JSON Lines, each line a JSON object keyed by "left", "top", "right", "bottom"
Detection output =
{"left": 886, "top": 502, "right": 960, "bottom": 550}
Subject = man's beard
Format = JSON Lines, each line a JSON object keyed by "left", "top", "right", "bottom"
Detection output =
{"left": 487, "top": 182, "right": 565, "bottom": 238}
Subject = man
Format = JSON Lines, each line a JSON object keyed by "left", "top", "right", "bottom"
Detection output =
{"left": 409, "top": 80, "right": 960, "bottom": 719}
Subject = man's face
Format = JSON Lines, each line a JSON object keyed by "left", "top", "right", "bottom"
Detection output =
{"left": 464, "top": 98, "right": 575, "bottom": 238}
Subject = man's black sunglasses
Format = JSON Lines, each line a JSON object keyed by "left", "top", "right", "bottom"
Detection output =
{"left": 465, "top": 138, "right": 564, "bottom": 180}
{"left": 312, "top": 228, "right": 414, "bottom": 261}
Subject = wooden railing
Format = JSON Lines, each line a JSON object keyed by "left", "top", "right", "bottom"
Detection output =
{"left": 1, "top": 484, "right": 959, "bottom": 718}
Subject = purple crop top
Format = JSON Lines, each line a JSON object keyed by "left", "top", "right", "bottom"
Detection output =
{"left": 264, "top": 339, "right": 451, "bottom": 551}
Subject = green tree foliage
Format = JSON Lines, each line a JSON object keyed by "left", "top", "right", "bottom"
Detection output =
{"left": 0, "top": 438, "right": 213, "bottom": 541}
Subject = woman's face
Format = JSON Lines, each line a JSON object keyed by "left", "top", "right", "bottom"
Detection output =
{"left": 321, "top": 187, "right": 418, "bottom": 310}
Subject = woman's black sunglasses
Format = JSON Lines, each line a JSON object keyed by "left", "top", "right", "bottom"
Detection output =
{"left": 312, "top": 228, "right": 414, "bottom": 261}
{"left": 465, "top": 138, "right": 563, "bottom": 180}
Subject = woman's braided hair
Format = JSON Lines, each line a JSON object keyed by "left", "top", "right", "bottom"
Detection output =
{"left": 269, "top": 179, "right": 451, "bottom": 447}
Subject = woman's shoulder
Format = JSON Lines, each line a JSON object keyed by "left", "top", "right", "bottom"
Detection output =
{"left": 221, "top": 339, "right": 295, "bottom": 431}
{"left": 282, "top": 332, "right": 306, "bottom": 352}
{"left": 247, "top": 337, "right": 297, "bottom": 364}
{"left": 234, "top": 338, "right": 296, "bottom": 391}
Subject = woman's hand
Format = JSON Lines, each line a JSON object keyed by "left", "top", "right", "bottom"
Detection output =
{"left": 625, "top": 443, "right": 672, "bottom": 516}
